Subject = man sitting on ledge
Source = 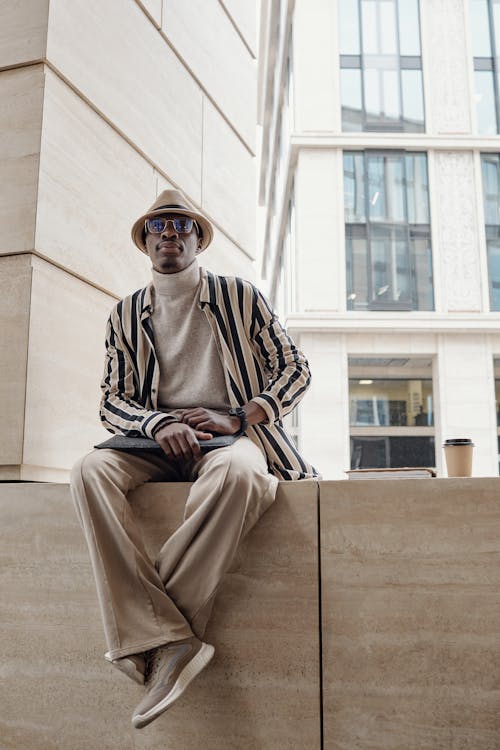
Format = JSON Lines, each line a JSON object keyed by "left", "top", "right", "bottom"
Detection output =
{"left": 70, "top": 189, "right": 319, "bottom": 730}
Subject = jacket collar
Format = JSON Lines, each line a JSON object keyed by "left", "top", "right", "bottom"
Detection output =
{"left": 140, "top": 265, "right": 213, "bottom": 319}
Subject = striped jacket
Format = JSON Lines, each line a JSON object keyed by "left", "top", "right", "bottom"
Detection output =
{"left": 100, "top": 266, "right": 319, "bottom": 480}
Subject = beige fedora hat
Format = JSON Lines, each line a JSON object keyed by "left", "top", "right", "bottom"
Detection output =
{"left": 131, "top": 189, "right": 213, "bottom": 254}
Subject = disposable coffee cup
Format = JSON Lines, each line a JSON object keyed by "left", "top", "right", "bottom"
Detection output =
{"left": 443, "top": 438, "right": 474, "bottom": 477}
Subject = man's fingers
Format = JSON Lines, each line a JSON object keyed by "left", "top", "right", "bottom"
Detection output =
{"left": 158, "top": 423, "right": 209, "bottom": 460}
{"left": 195, "top": 430, "right": 213, "bottom": 440}
{"left": 181, "top": 411, "right": 200, "bottom": 423}
{"left": 165, "top": 436, "right": 182, "bottom": 459}
{"left": 195, "top": 420, "right": 214, "bottom": 431}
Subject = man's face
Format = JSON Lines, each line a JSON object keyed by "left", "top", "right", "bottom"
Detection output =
{"left": 144, "top": 213, "right": 200, "bottom": 274}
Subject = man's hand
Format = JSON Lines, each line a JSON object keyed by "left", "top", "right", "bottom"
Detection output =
{"left": 179, "top": 408, "right": 241, "bottom": 436}
{"left": 153, "top": 421, "right": 213, "bottom": 462}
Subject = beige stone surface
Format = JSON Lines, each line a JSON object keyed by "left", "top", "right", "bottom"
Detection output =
{"left": 36, "top": 69, "right": 152, "bottom": 297}
{"left": 0, "top": 483, "right": 136, "bottom": 750}
{"left": 0, "top": 0, "right": 49, "bottom": 67}
{"left": 218, "top": 0, "right": 257, "bottom": 56}
{"left": 46, "top": 0, "right": 203, "bottom": 200}
{"left": 155, "top": 172, "right": 256, "bottom": 279}
{"left": 136, "top": 0, "right": 162, "bottom": 27}
{"left": 203, "top": 225, "right": 256, "bottom": 280}
{"left": 202, "top": 99, "right": 256, "bottom": 255}
{"left": 0, "top": 480, "right": 320, "bottom": 749}
{"left": 0, "top": 255, "right": 32, "bottom": 466}
{"left": 22, "top": 257, "right": 115, "bottom": 479}
{"left": 162, "top": 0, "right": 256, "bottom": 150}
{"left": 320, "top": 478, "right": 500, "bottom": 750}
{"left": 0, "top": 66, "right": 44, "bottom": 255}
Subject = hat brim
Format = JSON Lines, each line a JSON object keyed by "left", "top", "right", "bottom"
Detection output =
{"left": 131, "top": 207, "right": 213, "bottom": 254}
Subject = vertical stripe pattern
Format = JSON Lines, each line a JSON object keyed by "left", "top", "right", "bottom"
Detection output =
{"left": 99, "top": 267, "right": 320, "bottom": 480}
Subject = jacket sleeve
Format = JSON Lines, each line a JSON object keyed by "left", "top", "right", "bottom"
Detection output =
{"left": 248, "top": 285, "right": 311, "bottom": 424}
{"left": 99, "top": 312, "right": 171, "bottom": 439}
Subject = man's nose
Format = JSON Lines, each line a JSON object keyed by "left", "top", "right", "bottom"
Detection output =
{"left": 161, "top": 220, "right": 178, "bottom": 239}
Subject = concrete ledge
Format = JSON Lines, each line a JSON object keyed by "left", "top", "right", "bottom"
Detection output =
{"left": 2, "top": 477, "right": 500, "bottom": 748}
{"left": 0, "top": 480, "right": 320, "bottom": 750}
{"left": 320, "top": 478, "right": 500, "bottom": 750}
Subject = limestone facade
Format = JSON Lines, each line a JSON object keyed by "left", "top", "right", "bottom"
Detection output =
{"left": 0, "top": 0, "right": 258, "bottom": 480}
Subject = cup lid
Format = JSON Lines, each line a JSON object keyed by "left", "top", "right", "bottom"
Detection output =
{"left": 443, "top": 438, "right": 475, "bottom": 446}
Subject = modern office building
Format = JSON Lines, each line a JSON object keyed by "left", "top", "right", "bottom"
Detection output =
{"left": 258, "top": 0, "right": 500, "bottom": 478}
{"left": 0, "top": 0, "right": 258, "bottom": 481}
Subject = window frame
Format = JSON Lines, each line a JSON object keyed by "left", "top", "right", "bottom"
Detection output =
{"left": 472, "top": 0, "right": 500, "bottom": 134}
{"left": 339, "top": 0, "right": 425, "bottom": 132}
{"left": 344, "top": 149, "right": 434, "bottom": 312}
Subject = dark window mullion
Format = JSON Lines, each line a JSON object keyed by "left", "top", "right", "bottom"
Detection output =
{"left": 474, "top": 56, "right": 494, "bottom": 71}
{"left": 364, "top": 151, "right": 375, "bottom": 305}
{"left": 400, "top": 155, "right": 417, "bottom": 306}
{"left": 400, "top": 56, "right": 422, "bottom": 69}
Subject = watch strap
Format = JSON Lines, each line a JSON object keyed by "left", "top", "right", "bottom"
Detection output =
{"left": 228, "top": 406, "right": 248, "bottom": 434}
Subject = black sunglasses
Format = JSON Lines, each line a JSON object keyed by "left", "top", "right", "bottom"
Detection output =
{"left": 145, "top": 217, "right": 198, "bottom": 235}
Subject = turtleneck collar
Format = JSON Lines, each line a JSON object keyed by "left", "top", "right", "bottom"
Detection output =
{"left": 151, "top": 258, "right": 201, "bottom": 297}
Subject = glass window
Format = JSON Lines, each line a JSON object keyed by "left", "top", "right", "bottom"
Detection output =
{"left": 340, "top": 69, "right": 363, "bottom": 131}
{"left": 348, "top": 361, "right": 436, "bottom": 469}
{"left": 361, "top": 1, "right": 379, "bottom": 55}
{"left": 339, "top": 0, "right": 360, "bottom": 54}
{"left": 339, "top": 0, "right": 424, "bottom": 132}
{"left": 471, "top": 0, "right": 493, "bottom": 56}
{"left": 401, "top": 70, "right": 425, "bottom": 128}
{"left": 406, "top": 154, "right": 429, "bottom": 224}
{"left": 350, "top": 436, "right": 435, "bottom": 469}
{"left": 349, "top": 378, "right": 434, "bottom": 426}
{"left": 475, "top": 71, "right": 498, "bottom": 134}
{"left": 398, "top": 0, "right": 421, "bottom": 55}
{"left": 344, "top": 153, "right": 366, "bottom": 222}
{"left": 493, "top": 1, "right": 500, "bottom": 51}
{"left": 471, "top": 0, "right": 500, "bottom": 132}
{"left": 344, "top": 151, "right": 433, "bottom": 311}
{"left": 495, "top": 373, "right": 500, "bottom": 424}
{"left": 481, "top": 154, "right": 500, "bottom": 309}
{"left": 411, "top": 231, "right": 434, "bottom": 311}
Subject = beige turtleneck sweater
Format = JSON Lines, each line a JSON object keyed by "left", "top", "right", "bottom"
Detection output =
{"left": 150, "top": 259, "right": 231, "bottom": 420}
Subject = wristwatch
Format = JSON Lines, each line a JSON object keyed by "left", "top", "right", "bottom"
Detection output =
{"left": 228, "top": 406, "right": 248, "bottom": 435}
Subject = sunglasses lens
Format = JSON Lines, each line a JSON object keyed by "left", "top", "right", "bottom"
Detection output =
{"left": 146, "top": 218, "right": 166, "bottom": 233}
{"left": 173, "top": 217, "right": 193, "bottom": 233}
{"left": 145, "top": 216, "right": 195, "bottom": 234}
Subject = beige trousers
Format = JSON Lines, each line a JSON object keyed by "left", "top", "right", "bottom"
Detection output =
{"left": 70, "top": 437, "right": 278, "bottom": 661}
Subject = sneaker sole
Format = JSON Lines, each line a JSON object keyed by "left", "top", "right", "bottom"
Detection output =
{"left": 132, "top": 642, "right": 215, "bottom": 729}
